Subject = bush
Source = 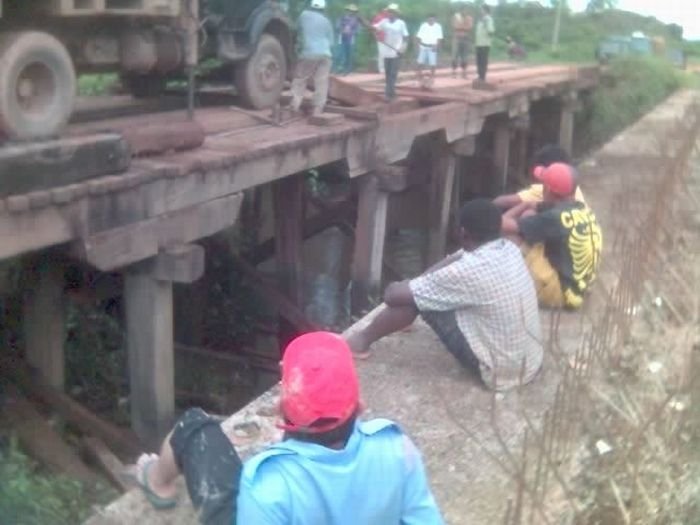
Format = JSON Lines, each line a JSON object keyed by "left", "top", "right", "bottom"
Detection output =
{"left": 576, "top": 56, "right": 682, "bottom": 153}
{"left": 0, "top": 438, "right": 113, "bottom": 525}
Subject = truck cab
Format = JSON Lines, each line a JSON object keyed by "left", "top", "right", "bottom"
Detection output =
{"left": 0, "top": 0, "right": 294, "bottom": 141}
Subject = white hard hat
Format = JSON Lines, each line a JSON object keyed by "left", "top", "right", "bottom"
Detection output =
{"left": 311, "top": 0, "right": 326, "bottom": 8}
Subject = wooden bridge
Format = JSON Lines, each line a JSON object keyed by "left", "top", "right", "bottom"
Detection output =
{"left": 1, "top": 62, "right": 600, "bottom": 447}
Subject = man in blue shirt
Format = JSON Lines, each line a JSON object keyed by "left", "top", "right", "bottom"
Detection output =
{"left": 237, "top": 331, "right": 444, "bottom": 524}
{"left": 290, "top": 0, "right": 334, "bottom": 117}
{"left": 336, "top": 4, "right": 361, "bottom": 75}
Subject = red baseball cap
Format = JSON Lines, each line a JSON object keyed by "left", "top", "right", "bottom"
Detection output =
{"left": 279, "top": 332, "right": 359, "bottom": 433}
{"left": 532, "top": 162, "right": 576, "bottom": 197}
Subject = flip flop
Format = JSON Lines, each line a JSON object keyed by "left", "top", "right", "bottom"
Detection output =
{"left": 352, "top": 350, "right": 372, "bottom": 361}
{"left": 136, "top": 459, "right": 178, "bottom": 510}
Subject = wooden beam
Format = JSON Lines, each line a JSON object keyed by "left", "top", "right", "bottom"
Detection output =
{"left": 152, "top": 244, "right": 205, "bottom": 284}
{"left": 272, "top": 175, "right": 304, "bottom": 307}
{"left": 427, "top": 147, "right": 457, "bottom": 265}
{"left": 22, "top": 255, "right": 66, "bottom": 390}
{"left": 231, "top": 254, "right": 319, "bottom": 333}
{"left": 124, "top": 267, "right": 174, "bottom": 449}
{"left": 2, "top": 385, "right": 100, "bottom": 485}
{"left": 3, "top": 355, "right": 142, "bottom": 460}
{"left": 328, "top": 77, "right": 382, "bottom": 107}
{"left": 0, "top": 133, "right": 130, "bottom": 198}
{"left": 351, "top": 174, "right": 389, "bottom": 314}
{"left": 493, "top": 118, "right": 512, "bottom": 194}
{"left": 82, "top": 437, "right": 129, "bottom": 493}
{"left": 246, "top": 199, "right": 356, "bottom": 264}
{"left": 77, "top": 193, "right": 243, "bottom": 271}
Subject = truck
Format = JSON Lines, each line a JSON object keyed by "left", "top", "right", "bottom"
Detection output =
{"left": 0, "top": 0, "right": 294, "bottom": 141}
{"left": 596, "top": 32, "right": 686, "bottom": 69}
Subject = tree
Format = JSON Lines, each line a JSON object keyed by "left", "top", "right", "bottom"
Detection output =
{"left": 586, "top": 0, "right": 617, "bottom": 13}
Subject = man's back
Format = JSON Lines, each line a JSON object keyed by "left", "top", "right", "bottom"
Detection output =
{"left": 410, "top": 239, "right": 543, "bottom": 390}
{"left": 237, "top": 419, "right": 443, "bottom": 524}
{"left": 297, "top": 9, "right": 333, "bottom": 58}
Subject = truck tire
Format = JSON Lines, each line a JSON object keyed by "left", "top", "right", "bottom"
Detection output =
{"left": 122, "top": 73, "right": 166, "bottom": 98}
{"left": 0, "top": 31, "right": 76, "bottom": 141}
{"left": 234, "top": 34, "right": 287, "bottom": 109}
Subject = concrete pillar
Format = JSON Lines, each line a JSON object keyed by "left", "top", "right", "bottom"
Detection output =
{"left": 125, "top": 269, "right": 174, "bottom": 448}
{"left": 493, "top": 119, "right": 512, "bottom": 193}
{"left": 23, "top": 257, "right": 66, "bottom": 390}
{"left": 272, "top": 175, "right": 304, "bottom": 307}
{"left": 427, "top": 151, "right": 457, "bottom": 265}
{"left": 351, "top": 174, "right": 389, "bottom": 314}
{"left": 125, "top": 245, "right": 204, "bottom": 447}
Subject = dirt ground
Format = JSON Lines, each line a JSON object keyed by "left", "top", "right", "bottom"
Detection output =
{"left": 85, "top": 91, "right": 700, "bottom": 525}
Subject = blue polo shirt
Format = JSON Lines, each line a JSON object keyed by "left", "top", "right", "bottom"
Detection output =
{"left": 236, "top": 419, "right": 444, "bottom": 524}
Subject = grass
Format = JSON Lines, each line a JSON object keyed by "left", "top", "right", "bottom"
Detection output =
{"left": 78, "top": 74, "right": 119, "bottom": 96}
{"left": 0, "top": 437, "right": 115, "bottom": 525}
{"left": 575, "top": 56, "right": 684, "bottom": 155}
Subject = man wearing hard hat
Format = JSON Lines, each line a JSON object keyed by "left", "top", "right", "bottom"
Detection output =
{"left": 290, "top": 0, "right": 334, "bottom": 117}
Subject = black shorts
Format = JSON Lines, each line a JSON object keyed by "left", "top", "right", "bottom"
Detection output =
{"left": 421, "top": 310, "right": 482, "bottom": 379}
{"left": 170, "top": 408, "right": 242, "bottom": 525}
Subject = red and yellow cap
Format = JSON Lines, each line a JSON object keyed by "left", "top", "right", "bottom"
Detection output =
{"left": 533, "top": 162, "right": 577, "bottom": 197}
{"left": 279, "top": 332, "right": 359, "bottom": 434}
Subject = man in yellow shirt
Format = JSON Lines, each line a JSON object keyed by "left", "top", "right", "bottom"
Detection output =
{"left": 501, "top": 163, "right": 601, "bottom": 310}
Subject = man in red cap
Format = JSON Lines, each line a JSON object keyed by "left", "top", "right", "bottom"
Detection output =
{"left": 501, "top": 162, "right": 602, "bottom": 309}
{"left": 237, "top": 331, "right": 444, "bottom": 524}
{"left": 493, "top": 144, "right": 587, "bottom": 214}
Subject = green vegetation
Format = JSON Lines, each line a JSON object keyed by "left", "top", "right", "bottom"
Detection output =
{"left": 78, "top": 74, "right": 118, "bottom": 96}
{"left": 575, "top": 56, "right": 683, "bottom": 154}
{"left": 0, "top": 437, "right": 114, "bottom": 525}
{"left": 285, "top": 1, "right": 690, "bottom": 69}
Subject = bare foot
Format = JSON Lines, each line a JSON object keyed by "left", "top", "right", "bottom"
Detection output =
{"left": 345, "top": 332, "right": 372, "bottom": 360}
{"left": 134, "top": 453, "right": 178, "bottom": 500}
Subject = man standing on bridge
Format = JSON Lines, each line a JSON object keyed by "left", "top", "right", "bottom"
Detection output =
{"left": 290, "top": 0, "right": 334, "bottom": 117}
{"left": 474, "top": 4, "right": 495, "bottom": 86}
{"left": 373, "top": 4, "right": 409, "bottom": 102}
{"left": 501, "top": 163, "right": 602, "bottom": 309}
{"left": 416, "top": 14, "right": 444, "bottom": 89}
{"left": 450, "top": 1, "right": 473, "bottom": 79}
{"left": 346, "top": 199, "right": 543, "bottom": 391}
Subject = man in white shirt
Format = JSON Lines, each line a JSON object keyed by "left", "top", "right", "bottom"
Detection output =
{"left": 373, "top": 3, "right": 409, "bottom": 101}
{"left": 416, "top": 14, "right": 444, "bottom": 88}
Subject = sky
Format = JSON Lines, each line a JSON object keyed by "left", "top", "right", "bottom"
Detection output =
{"left": 567, "top": 0, "right": 700, "bottom": 40}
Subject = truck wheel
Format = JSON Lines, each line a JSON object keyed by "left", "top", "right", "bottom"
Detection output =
{"left": 122, "top": 73, "right": 166, "bottom": 98}
{"left": 0, "top": 31, "right": 76, "bottom": 141}
{"left": 234, "top": 34, "right": 287, "bottom": 109}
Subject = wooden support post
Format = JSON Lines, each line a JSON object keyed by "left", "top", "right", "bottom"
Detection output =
{"left": 494, "top": 119, "right": 512, "bottom": 194}
{"left": 272, "top": 175, "right": 304, "bottom": 308}
{"left": 559, "top": 92, "right": 579, "bottom": 155}
{"left": 427, "top": 151, "right": 457, "bottom": 265}
{"left": 351, "top": 174, "right": 389, "bottom": 314}
{"left": 23, "top": 256, "right": 66, "bottom": 390}
{"left": 559, "top": 105, "right": 575, "bottom": 155}
{"left": 124, "top": 267, "right": 175, "bottom": 449}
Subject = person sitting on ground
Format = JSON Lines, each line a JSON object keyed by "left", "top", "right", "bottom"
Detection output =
{"left": 290, "top": 0, "right": 334, "bottom": 117}
{"left": 506, "top": 36, "right": 527, "bottom": 60}
{"left": 493, "top": 144, "right": 587, "bottom": 215}
{"left": 346, "top": 199, "right": 543, "bottom": 391}
{"left": 501, "top": 163, "right": 602, "bottom": 310}
{"left": 237, "top": 331, "right": 444, "bottom": 524}
{"left": 416, "top": 14, "right": 444, "bottom": 89}
{"left": 130, "top": 409, "right": 243, "bottom": 524}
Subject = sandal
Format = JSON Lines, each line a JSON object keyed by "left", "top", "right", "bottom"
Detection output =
{"left": 136, "top": 459, "right": 178, "bottom": 510}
